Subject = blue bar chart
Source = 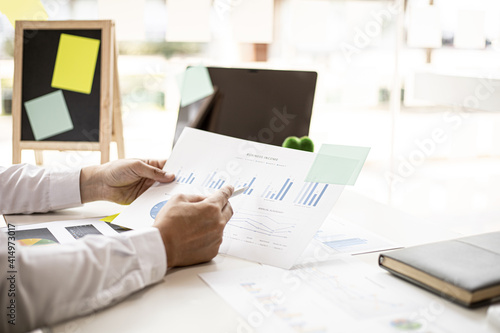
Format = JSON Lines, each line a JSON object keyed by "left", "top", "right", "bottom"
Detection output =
{"left": 261, "top": 178, "right": 294, "bottom": 201}
{"left": 175, "top": 170, "right": 196, "bottom": 184}
{"left": 234, "top": 177, "right": 256, "bottom": 196}
{"left": 294, "top": 182, "right": 329, "bottom": 207}
{"left": 202, "top": 171, "right": 227, "bottom": 189}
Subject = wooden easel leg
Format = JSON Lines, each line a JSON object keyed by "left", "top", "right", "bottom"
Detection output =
{"left": 34, "top": 150, "right": 43, "bottom": 165}
{"left": 12, "top": 147, "right": 21, "bottom": 164}
{"left": 112, "top": 39, "right": 125, "bottom": 160}
{"left": 101, "top": 145, "right": 110, "bottom": 164}
{"left": 112, "top": 113, "right": 125, "bottom": 159}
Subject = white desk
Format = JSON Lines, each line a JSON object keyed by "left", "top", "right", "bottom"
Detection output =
{"left": 5, "top": 189, "right": 498, "bottom": 333}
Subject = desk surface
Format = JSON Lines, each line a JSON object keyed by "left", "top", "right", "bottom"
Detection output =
{"left": 6, "top": 189, "right": 499, "bottom": 333}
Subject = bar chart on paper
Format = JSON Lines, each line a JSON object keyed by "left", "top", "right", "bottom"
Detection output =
{"left": 202, "top": 172, "right": 259, "bottom": 194}
{"left": 323, "top": 238, "right": 368, "bottom": 250}
{"left": 233, "top": 176, "right": 257, "bottom": 196}
{"left": 202, "top": 170, "right": 228, "bottom": 189}
{"left": 294, "top": 182, "right": 329, "bottom": 207}
{"left": 261, "top": 178, "right": 294, "bottom": 201}
{"left": 175, "top": 169, "right": 197, "bottom": 185}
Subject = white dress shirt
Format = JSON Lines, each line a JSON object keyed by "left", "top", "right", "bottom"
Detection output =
{"left": 0, "top": 164, "right": 167, "bottom": 333}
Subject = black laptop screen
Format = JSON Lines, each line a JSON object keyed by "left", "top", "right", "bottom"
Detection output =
{"left": 174, "top": 67, "right": 317, "bottom": 147}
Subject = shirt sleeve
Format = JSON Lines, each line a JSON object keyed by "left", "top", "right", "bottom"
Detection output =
{"left": 0, "top": 164, "right": 82, "bottom": 215}
{"left": 0, "top": 227, "right": 167, "bottom": 333}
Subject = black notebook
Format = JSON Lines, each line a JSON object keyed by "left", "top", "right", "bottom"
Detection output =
{"left": 379, "top": 231, "right": 500, "bottom": 308}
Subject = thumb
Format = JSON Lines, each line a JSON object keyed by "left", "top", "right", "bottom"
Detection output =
{"left": 135, "top": 161, "right": 175, "bottom": 183}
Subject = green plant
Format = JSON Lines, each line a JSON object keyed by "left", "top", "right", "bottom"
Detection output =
{"left": 282, "top": 136, "right": 314, "bottom": 152}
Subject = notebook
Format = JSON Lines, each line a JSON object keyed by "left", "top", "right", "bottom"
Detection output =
{"left": 379, "top": 231, "right": 500, "bottom": 308}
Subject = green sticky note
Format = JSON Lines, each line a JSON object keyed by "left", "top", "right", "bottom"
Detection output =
{"left": 305, "top": 144, "right": 370, "bottom": 185}
{"left": 24, "top": 90, "right": 74, "bottom": 141}
{"left": 0, "top": 0, "right": 48, "bottom": 27}
{"left": 51, "top": 34, "right": 100, "bottom": 94}
{"left": 180, "top": 65, "right": 214, "bottom": 107}
{"left": 175, "top": 71, "right": 184, "bottom": 93}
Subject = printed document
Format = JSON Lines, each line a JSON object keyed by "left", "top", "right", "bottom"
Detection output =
{"left": 113, "top": 128, "right": 350, "bottom": 268}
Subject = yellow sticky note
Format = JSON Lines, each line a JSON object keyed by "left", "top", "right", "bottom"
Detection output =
{"left": 100, "top": 213, "right": 120, "bottom": 223}
{"left": 0, "top": 0, "right": 48, "bottom": 27}
{"left": 51, "top": 34, "right": 100, "bottom": 94}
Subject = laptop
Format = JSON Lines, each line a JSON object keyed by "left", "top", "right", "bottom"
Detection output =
{"left": 173, "top": 67, "right": 317, "bottom": 147}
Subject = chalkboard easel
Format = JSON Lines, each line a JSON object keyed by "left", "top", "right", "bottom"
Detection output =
{"left": 12, "top": 20, "right": 125, "bottom": 165}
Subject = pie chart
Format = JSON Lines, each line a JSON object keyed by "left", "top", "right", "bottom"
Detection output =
{"left": 150, "top": 200, "right": 168, "bottom": 219}
{"left": 18, "top": 238, "right": 58, "bottom": 246}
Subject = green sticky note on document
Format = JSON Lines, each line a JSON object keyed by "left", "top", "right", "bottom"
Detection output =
{"left": 305, "top": 144, "right": 370, "bottom": 185}
{"left": 51, "top": 34, "right": 100, "bottom": 94}
{"left": 180, "top": 65, "right": 214, "bottom": 107}
{"left": 24, "top": 90, "right": 74, "bottom": 141}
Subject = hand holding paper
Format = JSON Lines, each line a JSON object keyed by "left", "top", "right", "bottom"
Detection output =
{"left": 112, "top": 129, "right": 369, "bottom": 268}
{"left": 153, "top": 185, "right": 234, "bottom": 267}
{"left": 80, "top": 159, "right": 175, "bottom": 204}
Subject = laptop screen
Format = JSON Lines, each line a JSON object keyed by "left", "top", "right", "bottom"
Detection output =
{"left": 173, "top": 67, "right": 317, "bottom": 147}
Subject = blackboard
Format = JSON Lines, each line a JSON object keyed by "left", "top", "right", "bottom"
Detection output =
{"left": 21, "top": 29, "right": 102, "bottom": 142}
{"left": 12, "top": 20, "right": 123, "bottom": 164}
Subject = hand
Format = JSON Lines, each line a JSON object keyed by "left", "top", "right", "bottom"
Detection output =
{"left": 80, "top": 159, "right": 175, "bottom": 204}
{"left": 153, "top": 185, "right": 234, "bottom": 268}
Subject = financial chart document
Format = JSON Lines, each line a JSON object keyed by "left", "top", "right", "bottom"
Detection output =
{"left": 113, "top": 128, "right": 345, "bottom": 268}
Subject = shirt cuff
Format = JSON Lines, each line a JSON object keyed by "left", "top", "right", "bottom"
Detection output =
{"left": 48, "top": 168, "right": 83, "bottom": 211}
{"left": 126, "top": 228, "right": 167, "bottom": 284}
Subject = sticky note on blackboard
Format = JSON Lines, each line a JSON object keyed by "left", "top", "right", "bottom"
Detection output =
{"left": 51, "top": 34, "right": 100, "bottom": 94}
{"left": 305, "top": 144, "right": 370, "bottom": 185}
{"left": 180, "top": 66, "right": 214, "bottom": 107}
{"left": 24, "top": 90, "right": 74, "bottom": 141}
{"left": 0, "top": 0, "right": 48, "bottom": 27}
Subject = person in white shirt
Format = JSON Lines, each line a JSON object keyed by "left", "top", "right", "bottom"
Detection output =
{"left": 0, "top": 159, "right": 234, "bottom": 333}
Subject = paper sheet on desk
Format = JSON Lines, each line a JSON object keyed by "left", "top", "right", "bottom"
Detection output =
{"left": 112, "top": 128, "right": 369, "bottom": 269}
{"left": 200, "top": 257, "right": 496, "bottom": 333}
{"left": 0, "top": 218, "right": 126, "bottom": 245}
{"left": 295, "top": 215, "right": 401, "bottom": 266}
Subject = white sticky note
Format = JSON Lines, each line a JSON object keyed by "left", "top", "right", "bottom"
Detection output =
{"left": 98, "top": 0, "right": 145, "bottom": 41}
{"left": 166, "top": 0, "right": 211, "bottom": 42}
{"left": 229, "top": 0, "right": 274, "bottom": 43}
{"left": 407, "top": 5, "right": 442, "bottom": 48}
{"left": 454, "top": 9, "right": 485, "bottom": 49}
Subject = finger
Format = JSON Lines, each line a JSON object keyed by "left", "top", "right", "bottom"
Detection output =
{"left": 156, "top": 159, "right": 167, "bottom": 170}
{"left": 205, "top": 185, "right": 234, "bottom": 209}
{"left": 184, "top": 194, "right": 206, "bottom": 202}
{"left": 220, "top": 201, "right": 234, "bottom": 225}
{"left": 134, "top": 161, "right": 175, "bottom": 183}
{"left": 170, "top": 193, "right": 206, "bottom": 203}
{"left": 140, "top": 159, "right": 167, "bottom": 169}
